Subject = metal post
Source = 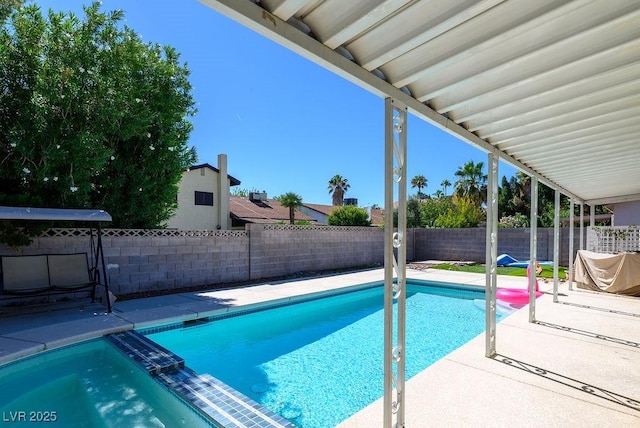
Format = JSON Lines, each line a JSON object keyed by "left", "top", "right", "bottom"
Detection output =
{"left": 580, "top": 204, "right": 584, "bottom": 251}
{"left": 590, "top": 204, "right": 595, "bottom": 227}
{"left": 384, "top": 98, "right": 407, "bottom": 428}
{"left": 553, "top": 190, "right": 560, "bottom": 303}
{"left": 568, "top": 199, "right": 575, "bottom": 291}
{"left": 529, "top": 177, "right": 538, "bottom": 323}
{"left": 485, "top": 152, "right": 498, "bottom": 357}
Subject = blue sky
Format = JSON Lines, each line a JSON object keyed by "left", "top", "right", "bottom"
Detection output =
{"left": 33, "top": 0, "right": 516, "bottom": 207}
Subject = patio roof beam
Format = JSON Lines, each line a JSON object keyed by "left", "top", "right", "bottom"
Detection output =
{"left": 585, "top": 192, "right": 640, "bottom": 206}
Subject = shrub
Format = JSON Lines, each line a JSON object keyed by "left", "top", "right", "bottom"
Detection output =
{"left": 328, "top": 205, "right": 371, "bottom": 226}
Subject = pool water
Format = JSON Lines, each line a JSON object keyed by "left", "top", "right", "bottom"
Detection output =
{"left": 148, "top": 282, "right": 503, "bottom": 427}
{"left": 0, "top": 340, "right": 212, "bottom": 428}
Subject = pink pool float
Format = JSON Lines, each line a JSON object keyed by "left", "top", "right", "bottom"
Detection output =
{"left": 496, "top": 262, "right": 543, "bottom": 305}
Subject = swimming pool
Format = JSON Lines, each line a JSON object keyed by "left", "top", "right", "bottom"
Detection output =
{"left": 148, "top": 280, "right": 503, "bottom": 427}
{"left": 0, "top": 339, "right": 213, "bottom": 427}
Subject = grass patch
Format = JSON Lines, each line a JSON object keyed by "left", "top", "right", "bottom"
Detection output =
{"left": 429, "top": 263, "right": 565, "bottom": 279}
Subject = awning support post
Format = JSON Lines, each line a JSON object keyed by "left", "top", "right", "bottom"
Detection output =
{"left": 568, "top": 199, "right": 575, "bottom": 290}
{"left": 529, "top": 176, "right": 538, "bottom": 323}
{"left": 384, "top": 98, "right": 407, "bottom": 428}
{"left": 485, "top": 152, "right": 498, "bottom": 357}
{"left": 553, "top": 189, "right": 560, "bottom": 303}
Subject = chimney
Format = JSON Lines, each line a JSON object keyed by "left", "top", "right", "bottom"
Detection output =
{"left": 217, "top": 154, "right": 229, "bottom": 230}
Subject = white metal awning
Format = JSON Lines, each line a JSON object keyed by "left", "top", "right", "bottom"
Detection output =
{"left": 199, "top": 0, "right": 640, "bottom": 205}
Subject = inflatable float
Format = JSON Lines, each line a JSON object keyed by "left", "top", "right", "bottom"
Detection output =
{"left": 496, "top": 253, "right": 553, "bottom": 268}
{"left": 496, "top": 263, "right": 543, "bottom": 305}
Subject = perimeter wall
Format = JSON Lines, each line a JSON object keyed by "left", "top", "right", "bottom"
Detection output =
{"left": 0, "top": 225, "right": 582, "bottom": 298}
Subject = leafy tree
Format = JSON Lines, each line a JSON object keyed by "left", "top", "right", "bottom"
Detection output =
{"left": 391, "top": 197, "right": 423, "bottom": 228}
{"left": 453, "top": 161, "right": 487, "bottom": 207}
{"left": 328, "top": 174, "right": 350, "bottom": 206}
{"left": 410, "top": 175, "right": 427, "bottom": 199}
{"left": 0, "top": 0, "right": 22, "bottom": 21}
{"left": 421, "top": 197, "right": 454, "bottom": 227}
{"left": 434, "top": 197, "right": 484, "bottom": 228}
{"left": 0, "top": 2, "right": 197, "bottom": 229}
{"left": 328, "top": 205, "right": 371, "bottom": 226}
{"left": 278, "top": 192, "right": 302, "bottom": 224}
{"left": 498, "top": 213, "right": 529, "bottom": 228}
{"left": 440, "top": 179, "right": 451, "bottom": 196}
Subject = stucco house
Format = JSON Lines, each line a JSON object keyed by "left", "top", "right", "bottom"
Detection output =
{"left": 167, "top": 154, "right": 241, "bottom": 230}
{"left": 612, "top": 201, "right": 640, "bottom": 225}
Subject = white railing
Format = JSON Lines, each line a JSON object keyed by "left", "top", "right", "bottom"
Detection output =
{"left": 587, "top": 226, "right": 640, "bottom": 254}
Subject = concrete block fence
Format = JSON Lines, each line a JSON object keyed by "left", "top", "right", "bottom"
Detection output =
{"left": 0, "top": 225, "right": 583, "bottom": 299}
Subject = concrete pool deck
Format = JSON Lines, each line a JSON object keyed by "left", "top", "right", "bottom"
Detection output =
{"left": 0, "top": 267, "right": 638, "bottom": 427}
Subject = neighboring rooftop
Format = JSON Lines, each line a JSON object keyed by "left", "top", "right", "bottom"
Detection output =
{"left": 229, "top": 195, "right": 317, "bottom": 226}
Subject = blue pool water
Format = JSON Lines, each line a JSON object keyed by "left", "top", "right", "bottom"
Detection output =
{"left": 0, "top": 340, "right": 212, "bottom": 427}
{"left": 148, "top": 281, "right": 503, "bottom": 427}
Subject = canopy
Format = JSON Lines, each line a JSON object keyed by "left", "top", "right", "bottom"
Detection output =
{"left": 0, "top": 206, "right": 112, "bottom": 222}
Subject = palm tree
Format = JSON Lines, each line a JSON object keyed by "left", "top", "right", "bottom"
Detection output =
{"left": 433, "top": 189, "right": 445, "bottom": 199}
{"left": 440, "top": 179, "right": 451, "bottom": 196}
{"left": 411, "top": 175, "right": 428, "bottom": 199}
{"left": 278, "top": 192, "right": 303, "bottom": 224}
{"left": 328, "top": 174, "right": 350, "bottom": 206}
{"left": 453, "top": 161, "right": 487, "bottom": 206}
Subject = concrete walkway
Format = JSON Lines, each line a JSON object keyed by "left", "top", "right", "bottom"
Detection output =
{"left": 1, "top": 267, "right": 638, "bottom": 427}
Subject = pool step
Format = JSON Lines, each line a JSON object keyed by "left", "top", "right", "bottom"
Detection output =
{"left": 106, "top": 330, "right": 184, "bottom": 375}
{"left": 157, "top": 369, "right": 296, "bottom": 428}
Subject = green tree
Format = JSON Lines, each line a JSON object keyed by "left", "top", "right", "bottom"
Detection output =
{"left": 328, "top": 205, "right": 371, "bottom": 226}
{"left": 453, "top": 161, "right": 487, "bottom": 206}
{"left": 328, "top": 174, "right": 350, "bottom": 206}
{"left": 434, "top": 197, "right": 484, "bottom": 228}
{"left": 278, "top": 192, "right": 303, "bottom": 224}
{"left": 391, "top": 197, "right": 424, "bottom": 228}
{"left": 440, "top": 179, "right": 451, "bottom": 196}
{"left": 411, "top": 175, "right": 427, "bottom": 199}
{"left": 421, "top": 197, "right": 454, "bottom": 227}
{"left": 0, "top": 0, "right": 22, "bottom": 21}
{"left": 0, "top": 2, "right": 197, "bottom": 229}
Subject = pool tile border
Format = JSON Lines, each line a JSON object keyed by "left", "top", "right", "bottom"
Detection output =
{"left": 106, "top": 330, "right": 295, "bottom": 428}
{"left": 106, "top": 330, "right": 185, "bottom": 375}
{"left": 158, "top": 369, "right": 296, "bottom": 428}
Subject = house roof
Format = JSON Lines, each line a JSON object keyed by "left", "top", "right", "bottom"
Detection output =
{"left": 201, "top": 1, "right": 640, "bottom": 206}
{"left": 229, "top": 196, "right": 316, "bottom": 223}
{"left": 189, "top": 163, "right": 241, "bottom": 186}
{"left": 301, "top": 203, "right": 336, "bottom": 217}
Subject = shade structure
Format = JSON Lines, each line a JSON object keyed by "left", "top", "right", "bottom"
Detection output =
{"left": 0, "top": 206, "right": 113, "bottom": 312}
{"left": 0, "top": 206, "right": 112, "bottom": 222}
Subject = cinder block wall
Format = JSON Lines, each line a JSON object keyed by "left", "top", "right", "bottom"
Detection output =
{"left": 102, "top": 234, "right": 250, "bottom": 295}
{"left": 0, "top": 226, "right": 585, "bottom": 301}
{"left": 247, "top": 224, "right": 384, "bottom": 280}
{"left": 415, "top": 227, "right": 584, "bottom": 266}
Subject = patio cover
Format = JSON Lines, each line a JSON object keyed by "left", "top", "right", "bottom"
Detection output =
{"left": 199, "top": 0, "right": 640, "bottom": 205}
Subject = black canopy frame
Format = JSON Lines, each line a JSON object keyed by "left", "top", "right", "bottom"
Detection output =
{"left": 0, "top": 206, "right": 113, "bottom": 312}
